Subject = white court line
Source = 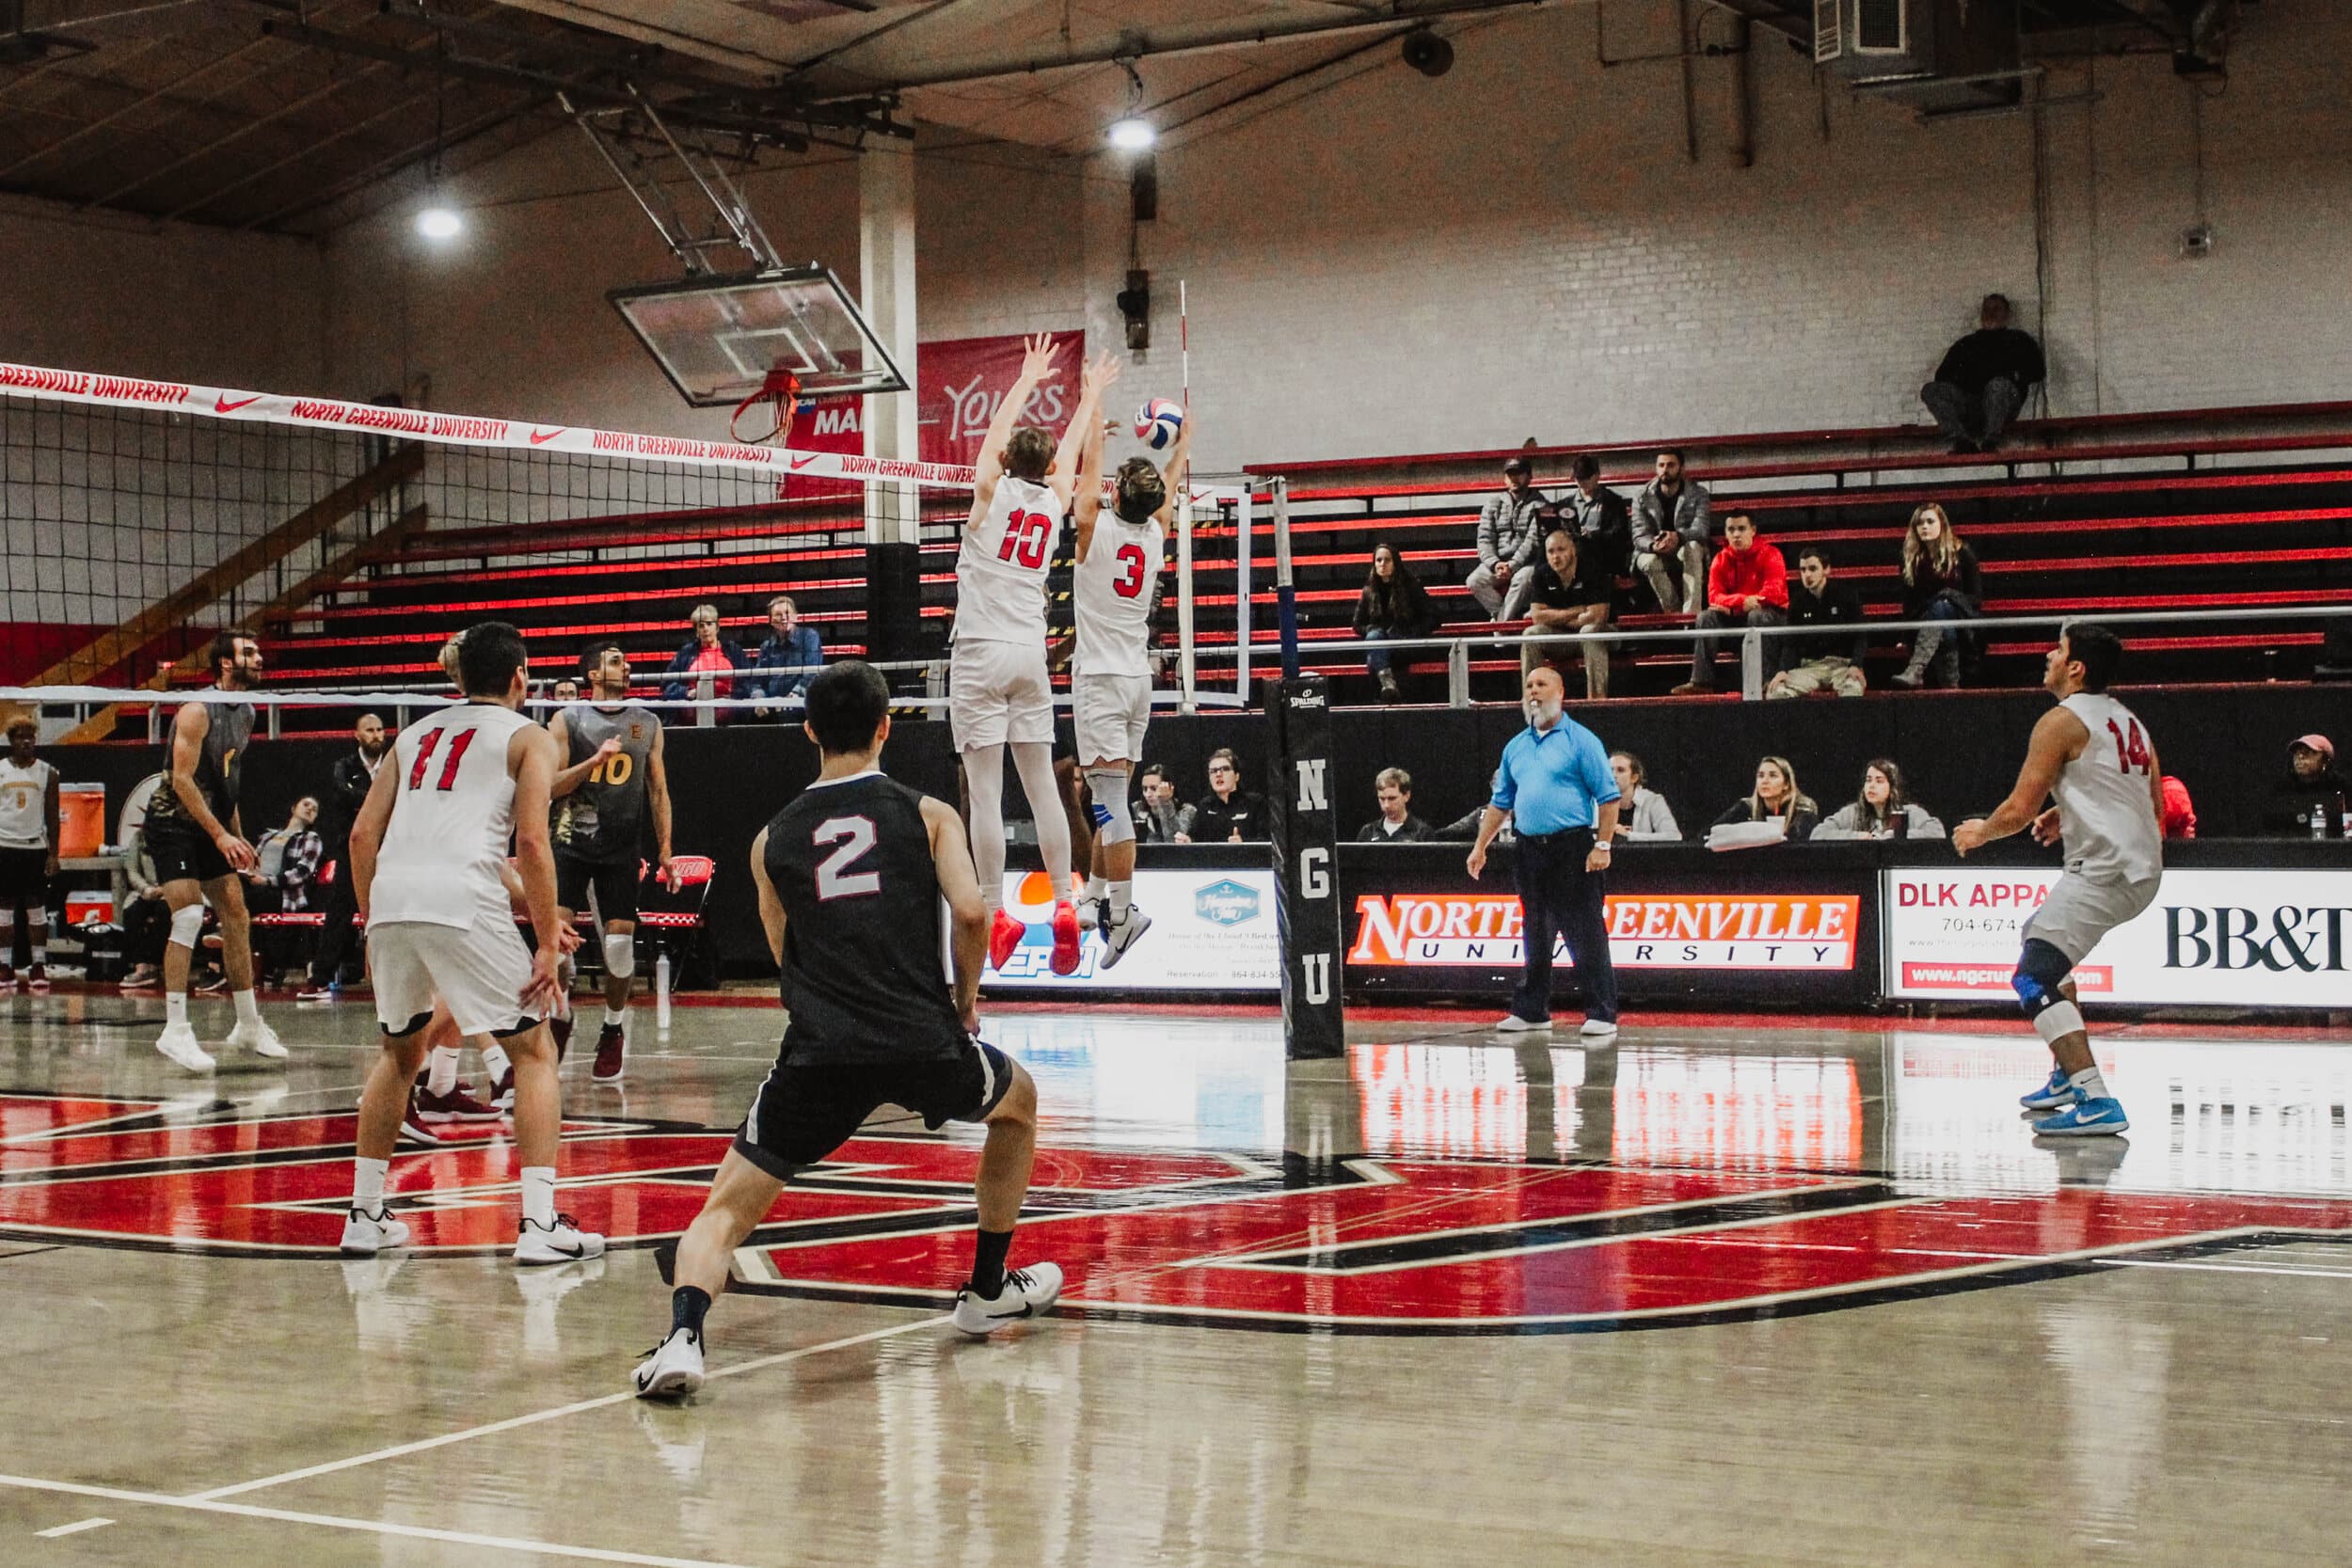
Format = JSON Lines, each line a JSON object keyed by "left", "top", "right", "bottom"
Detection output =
{"left": 0, "top": 1475, "right": 748, "bottom": 1566}
{"left": 2098, "top": 1259, "right": 2352, "bottom": 1281}
{"left": 34, "top": 1515, "right": 112, "bottom": 1538}
{"left": 188, "top": 1313, "right": 951, "bottom": 1502}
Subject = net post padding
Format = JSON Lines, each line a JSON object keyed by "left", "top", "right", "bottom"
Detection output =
{"left": 1268, "top": 674, "right": 1344, "bottom": 1061}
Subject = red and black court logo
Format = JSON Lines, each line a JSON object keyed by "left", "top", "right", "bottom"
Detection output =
{"left": 6, "top": 1093, "right": 2348, "bottom": 1334}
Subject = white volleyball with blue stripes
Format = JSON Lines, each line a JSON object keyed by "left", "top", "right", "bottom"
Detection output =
{"left": 1134, "top": 397, "right": 1184, "bottom": 451}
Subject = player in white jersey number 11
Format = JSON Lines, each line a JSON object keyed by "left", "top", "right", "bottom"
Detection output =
{"left": 1069, "top": 357, "right": 1190, "bottom": 968}
{"left": 1953, "top": 625, "right": 2164, "bottom": 1139}
{"left": 952, "top": 334, "right": 1112, "bottom": 976}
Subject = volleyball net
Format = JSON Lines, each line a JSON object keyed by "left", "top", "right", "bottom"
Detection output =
{"left": 0, "top": 358, "right": 1256, "bottom": 736}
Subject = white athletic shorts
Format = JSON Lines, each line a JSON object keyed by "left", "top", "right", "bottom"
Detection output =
{"left": 950, "top": 638, "right": 1054, "bottom": 751}
{"left": 1073, "top": 673, "right": 1152, "bottom": 765}
{"left": 2023, "top": 869, "right": 2162, "bottom": 967}
{"left": 369, "top": 918, "right": 543, "bottom": 1039}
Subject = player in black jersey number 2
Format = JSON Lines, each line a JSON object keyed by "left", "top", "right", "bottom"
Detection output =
{"left": 634, "top": 662, "right": 1059, "bottom": 1400}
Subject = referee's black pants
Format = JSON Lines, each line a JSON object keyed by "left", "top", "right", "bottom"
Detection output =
{"left": 1510, "top": 828, "right": 1617, "bottom": 1025}
{"left": 309, "top": 838, "right": 361, "bottom": 986}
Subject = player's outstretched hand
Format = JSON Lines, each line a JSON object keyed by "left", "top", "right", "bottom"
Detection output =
{"left": 1467, "top": 844, "right": 1487, "bottom": 881}
{"left": 1082, "top": 351, "right": 1121, "bottom": 397}
{"left": 216, "top": 832, "right": 257, "bottom": 872}
{"left": 960, "top": 999, "right": 980, "bottom": 1037}
{"left": 660, "top": 855, "right": 681, "bottom": 894}
{"left": 2029, "top": 807, "right": 2062, "bottom": 847}
{"left": 1952, "top": 818, "right": 1987, "bottom": 857}
{"left": 595, "top": 737, "right": 622, "bottom": 764}
{"left": 1019, "top": 332, "right": 1059, "bottom": 382}
{"left": 521, "top": 946, "right": 564, "bottom": 1015}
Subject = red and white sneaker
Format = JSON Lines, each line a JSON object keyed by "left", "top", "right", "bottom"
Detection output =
{"left": 592, "top": 1022, "right": 626, "bottom": 1084}
{"left": 1049, "top": 901, "right": 1082, "bottom": 976}
{"left": 987, "top": 909, "right": 1026, "bottom": 972}
{"left": 490, "top": 1069, "right": 516, "bottom": 1112}
{"left": 23, "top": 963, "right": 49, "bottom": 992}
{"left": 416, "top": 1082, "right": 502, "bottom": 1122}
{"left": 397, "top": 1089, "right": 441, "bottom": 1147}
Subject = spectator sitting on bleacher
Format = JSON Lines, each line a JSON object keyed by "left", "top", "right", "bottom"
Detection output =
{"left": 245, "top": 796, "right": 324, "bottom": 915}
{"left": 1921, "top": 293, "right": 2044, "bottom": 454}
{"left": 1711, "top": 755, "right": 1819, "bottom": 843}
{"left": 1892, "top": 503, "right": 1983, "bottom": 689}
{"left": 2162, "top": 775, "right": 2197, "bottom": 839}
{"left": 550, "top": 677, "right": 580, "bottom": 704}
{"left": 1520, "top": 530, "right": 1613, "bottom": 699}
{"left": 747, "top": 594, "right": 824, "bottom": 718}
{"left": 1468, "top": 457, "right": 1549, "bottom": 622}
{"left": 1607, "top": 752, "right": 1680, "bottom": 843}
{"left": 1674, "top": 514, "right": 1785, "bottom": 696}
{"left": 1132, "top": 763, "right": 1188, "bottom": 844}
{"left": 1358, "top": 767, "right": 1432, "bottom": 842}
{"left": 1812, "top": 760, "right": 1946, "bottom": 840}
{"left": 2262, "top": 734, "right": 2349, "bottom": 836}
{"left": 1632, "top": 449, "right": 1712, "bottom": 615}
{"left": 1767, "top": 546, "right": 1867, "bottom": 700}
{"left": 119, "top": 800, "right": 168, "bottom": 990}
{"left": 660, "top": 603, "right": 749, "bottom": 705}
{"left": 1554, "top": 454, "right": 1631, "bottom": 580}
{"left": 1176, "top": 750, "right": 1267, "bottom": 843}
{"left": 1355, "top": 544, "right": 1439, "bottom": 703}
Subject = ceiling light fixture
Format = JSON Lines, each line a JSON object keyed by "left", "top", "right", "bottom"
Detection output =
{"left": 415, "top": 206, "right": 464, "bottom": 241}
{"left": 1107, "top": 57, "right": 1154, "bottom": 151}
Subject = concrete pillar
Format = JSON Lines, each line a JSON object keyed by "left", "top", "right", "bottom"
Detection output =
{"left": 859, "top": 136, "right": 923, "bottom": 673}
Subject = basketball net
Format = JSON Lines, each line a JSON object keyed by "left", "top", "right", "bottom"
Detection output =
{"left": 729, "top": 365, "right": 803, "bottom": 447}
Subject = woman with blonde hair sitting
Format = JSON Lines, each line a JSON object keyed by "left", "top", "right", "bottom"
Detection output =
{"left": 1709, "top": 755, "right": 1819, "bottom": 845}
{"left": 1893, "top": 502, "right": 1983, "bottom": 689}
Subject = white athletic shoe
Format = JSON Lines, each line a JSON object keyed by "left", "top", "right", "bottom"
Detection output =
{"left": 339, "top": 1205, "right": 411, "bottom": 1257}
{"left": 1493, "top": 1014, "right": 1551, "bottom": 1035}
{"left": 153, "top": 1022, "right": 215, "bottom": 1072}
{"left": 1578, "top": 1018, "right": 1620, "bottom": 1039}
{"left": 516, "top": 1213, "right": 606, "bottom": 1266}
{"left": 226, "top": 1017, "right": 288, "bottom": 1059}
{"left": 1099, "top": 906, "right": 1153, "bottom": 970}
{"left": 1075, "top": 896, "right": 1103, "bottom": 932}
{"left": 952, "top": 1261, "right": 1064, "bottom": 1336}
{"left": 632, "top": 1326, "right": 707, "bottom": 1401}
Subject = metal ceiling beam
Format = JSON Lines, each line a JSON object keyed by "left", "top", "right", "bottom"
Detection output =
{"left": 0, "top": 25, "right": 284, "bottom": 181}
{"left": 1694, "top": 1, "right": 1811, "bottom": 47}
{"left": 812, "top": 0, "right": 1574, "bottom": 94}
{"left": 237, "top": 89, "right": 542, "bottom": 230}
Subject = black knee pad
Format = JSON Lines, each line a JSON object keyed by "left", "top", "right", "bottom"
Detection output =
{"left": 2010, "top": 938, "right": 2073, "bottom": 1016}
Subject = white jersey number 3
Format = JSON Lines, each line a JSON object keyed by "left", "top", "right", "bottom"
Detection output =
{"left": 814, "top": 816, "right": 881, "bottom": 900}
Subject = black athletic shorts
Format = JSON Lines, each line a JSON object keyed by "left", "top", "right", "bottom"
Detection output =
{"left": 732, "top": 1032, "right": 1016, "bottom": 1179}
{"left": 1052, "top": 716, "right": 1077, "bottom": 763}
{"left": 555, "top": 853, "right": 640, "bottom": 926}
{"left": 145, "top": 825, "right": 232, "bottom": 885}
{"left": 0, "top": 847, "right": 48, "bottom": 905}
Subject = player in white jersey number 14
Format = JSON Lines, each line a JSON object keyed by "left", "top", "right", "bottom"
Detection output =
{"left": 952, "top": 334, "right": 1112, "bottom": 976}
{"left": 1954, "top": 625, "right": 2164, "bottom": 1138}
{"left": 1069, "top": 358, "right": 1190, "bottom": 968}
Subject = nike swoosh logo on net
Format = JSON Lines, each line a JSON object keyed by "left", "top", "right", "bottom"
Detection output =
{"left": 215, "top": 394, "right": 262, "bottom": 413}
{"left": 529, "top": 428, "right": 564, "bottom": 445}
{"left": 790, "top": 455, "right": 819, "bottom": 469}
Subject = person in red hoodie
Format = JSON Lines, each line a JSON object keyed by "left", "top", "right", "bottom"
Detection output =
{"left": 1674, "top": 514, "right": 1788, "bottom": 695}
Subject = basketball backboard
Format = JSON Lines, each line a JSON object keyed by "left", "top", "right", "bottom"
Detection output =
{"left": 610, "top": 264, "right": 909, "bottom": 407}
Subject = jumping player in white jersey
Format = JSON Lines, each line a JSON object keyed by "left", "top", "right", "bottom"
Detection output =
{"left": 1070, "top": 366, "right": 1190, "bottom": 967}
{"left": 954, "top": 335, "right": 1112, "bottom": 975}
{"left": 342, "top": 622, "right": 604, "bottom": 1262}
{"left": 1954, "top": 624, "right": 2162, "bottom": 1137}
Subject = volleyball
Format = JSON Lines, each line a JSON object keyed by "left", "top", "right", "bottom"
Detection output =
{"left": 1135, "top": 397, "right": 1184, "bottom": 451}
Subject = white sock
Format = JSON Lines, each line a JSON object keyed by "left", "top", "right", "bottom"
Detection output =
{"left": 166, "top": 992, "right": 189, "bottom": 1028}
{"left": 521, "top": 1165, "right": 557, "bottom": 1227}
{"left": 232, "top": 989, "right": 262, "bottom": 1028}
{"left": 481, "top": 1042, "right": 512, "bottom": 1083}
{"left": 1110, "top": 879, "right": 1133, "bottom": 920}
{"left": 426, "top": 1046, "right": 459, "bottom": 1096}
{"left": 353, "top": 1155, "right": 389, "bottom": 1212}
{"left": 28, "top": 944, "right": 44, "bottom": 965}
{"left": 2066, "top": 1065, "right": 2110, "bottom": 1101}
{"left": 603, "top": 1006, "right": 627, "bottom": 1027}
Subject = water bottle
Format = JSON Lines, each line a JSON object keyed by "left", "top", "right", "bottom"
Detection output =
{"left": 655, "top": 951, "right": 672, "bottom": 1032}
{"left": 2313, "top": 803, "right": 2328, "bottom": 840}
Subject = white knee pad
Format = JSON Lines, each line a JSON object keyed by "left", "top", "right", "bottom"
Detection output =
{"left": 602, "top": 930, "right": 635, "bottom": 979}
{"left": 168, "top": 902, "right": 206, "bottom": 950}
{"left": 1085, "top": 768, "right": 1134, "bottom": 845}
{"left": 2033, "top": 999, "right": 2087, "bottom": 1045}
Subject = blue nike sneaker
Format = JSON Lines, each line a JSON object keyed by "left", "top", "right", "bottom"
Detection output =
{"left": 2033, "top": 1097, "right": 2129, "bottom": 1136}
{"left": 2020, "top": 1068, "right": 2077, "bottom": 1111}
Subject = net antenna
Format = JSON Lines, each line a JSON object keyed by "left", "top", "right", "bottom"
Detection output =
{"left": 570, "top": 87, "right": 908, "bottom": 434}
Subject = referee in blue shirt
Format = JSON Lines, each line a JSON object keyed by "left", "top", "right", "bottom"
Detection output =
{"left": 1468, "top": 665, "right": 1622, "bottom": 1037}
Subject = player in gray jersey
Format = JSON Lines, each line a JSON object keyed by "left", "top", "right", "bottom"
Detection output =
{"left": 1956, "top": 625, "right": 2163, "bottom": 1138}
{"left": 147, "top": 631, "right": 285, "bottom": 1073}
{"left": 548, "top": 640, "right": 675, "bottom": 1085}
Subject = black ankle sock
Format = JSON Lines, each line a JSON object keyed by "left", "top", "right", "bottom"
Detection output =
{"left": 970, "top": 1227, "right": 1013, "bottom": 1296}
{"left": 672, "top": 1285, "right": 711, "bottom": 1338}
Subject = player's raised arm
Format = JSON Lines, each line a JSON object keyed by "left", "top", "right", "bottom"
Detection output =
{"left": 1072, "top": 356, "right": 1120, "bottom": 563}
{"left": 1152, "top": 417, "right": 1193, "bottom": 530}
{"left": 346, "top": 745, "right": 402, "bottom": 918}
{"left": 1053, "top": 352, "right": 1119, "bottom": 518}
{"left": 547, "top": 709, "right": 612, "bottom": 800}
{"left": 923, "top": 796, "right": 989, "bottom": 1031}
{"left": 749, "top": 827, "right": 787, "bottom": 968}
{"left": 967, "top": 333, "right": 1059, "bottom": 531}
{"left": 1955, "top": 706, "right": 2083, "bottom": 856}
